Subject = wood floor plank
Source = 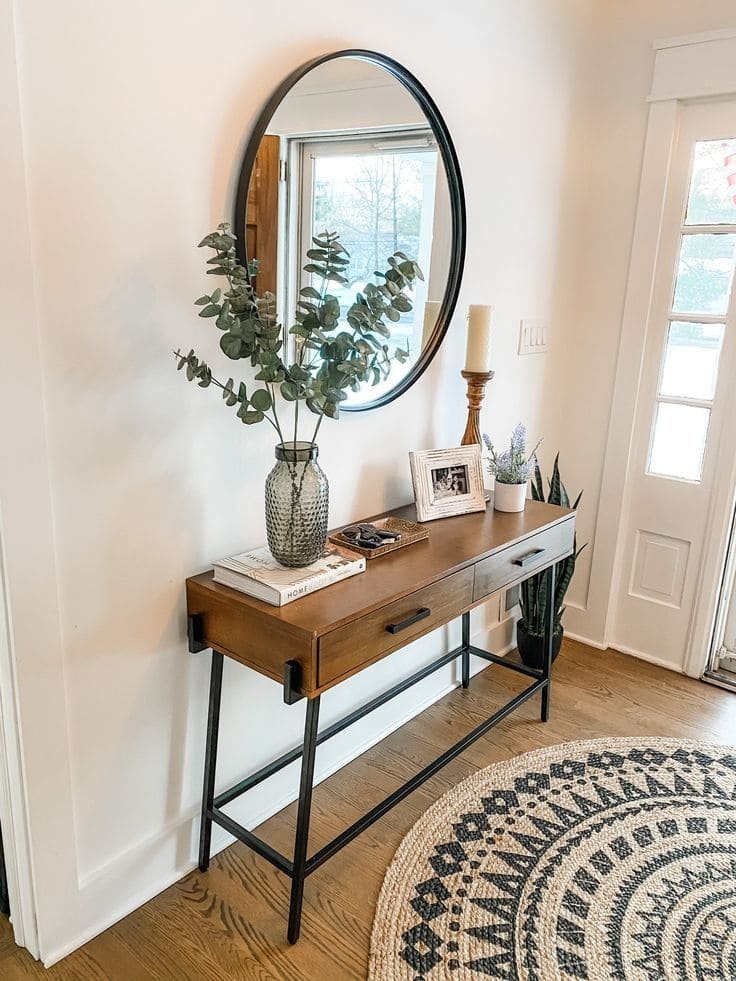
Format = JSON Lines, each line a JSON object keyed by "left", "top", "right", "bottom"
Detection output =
{"left": 2, "top": 641, "right": 734, "bottom": 979}
{"left": 0, "top": 915, "right": 19, "bottom": 962}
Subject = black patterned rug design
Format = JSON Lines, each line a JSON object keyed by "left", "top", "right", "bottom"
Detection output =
{"left": 368, "top": 738, "right": 736, "bottom": 980}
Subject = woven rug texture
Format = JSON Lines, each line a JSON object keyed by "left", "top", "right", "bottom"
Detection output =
{"left": 368, "top": 737, "right": 736, "bottom": 980}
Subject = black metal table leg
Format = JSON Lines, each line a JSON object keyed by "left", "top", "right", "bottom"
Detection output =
{"left": 287, "top": 695, "right": 321, "bottom": 944}
{"left": 541, "top": 564, "right": 555, "bottom": 722}
{"left": 199, "top": 649, "right": 224, "bottom": 872}
{"left": 461, "top": 610, "right": 470, "bottom": 689}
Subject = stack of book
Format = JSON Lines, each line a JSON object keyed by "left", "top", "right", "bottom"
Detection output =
{"left": 213, "top": 544, "right": 365, "bottom": 606}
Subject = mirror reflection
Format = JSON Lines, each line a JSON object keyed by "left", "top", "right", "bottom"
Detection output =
{"left": 242, "top": 56, "right": 454, "bottom": 408}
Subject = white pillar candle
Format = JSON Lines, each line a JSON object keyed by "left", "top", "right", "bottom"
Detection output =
{"left": 464, "top": 304, "right": 493, "bottom": 372}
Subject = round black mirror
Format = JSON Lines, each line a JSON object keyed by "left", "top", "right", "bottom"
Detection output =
{"left": 234, "top": 50, "right": 465, "bottom": 411}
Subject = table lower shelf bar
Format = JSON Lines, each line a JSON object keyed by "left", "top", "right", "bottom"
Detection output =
{"left": 206, "top": 668, "right": 546, "bottom": 885}
{"left": 467, "top": 644, "right": 543, "bottom": 679}
{"left": 304, "top": 674, "right": 544, "bottom": 875}
{"left": 216, "top": 642, "right": 471, "bottom": 810}
{"left": 208, "top": 806, "right": 293, "bottom": 876}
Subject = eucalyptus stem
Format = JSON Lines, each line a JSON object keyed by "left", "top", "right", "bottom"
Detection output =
{"left": 311, "top": 411, "right": 325, "bottom": 446}
{"left": 172, "top": 349, "right": 280, "bottom": 435}
{"left": 269, "top": 382, "right": 286, "bottom": 447}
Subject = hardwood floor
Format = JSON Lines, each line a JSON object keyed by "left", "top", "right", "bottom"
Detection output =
{"left": 3, "top": 640, "right": 735, "bottom": 979}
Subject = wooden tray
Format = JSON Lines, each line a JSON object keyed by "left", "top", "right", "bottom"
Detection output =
{"left": 329, "top": 516, "right": 429, "bottom": 560}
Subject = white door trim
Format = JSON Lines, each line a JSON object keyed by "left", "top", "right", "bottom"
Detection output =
{"left": 0, "top": 519, "right": 39, "bottom": 958}
{"left": 587, "top": 32, "right": 736, "bottom": 668}
{"left": 649, "top": 32, "right": 736, "bottom": 104}
{"left": 683, "top": 416, "right": 736, "bottom": 677}
{"left": 582, "top": 98, "right": 679, "bottom": 649}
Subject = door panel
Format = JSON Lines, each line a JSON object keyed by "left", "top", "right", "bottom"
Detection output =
{"left": 613, "top": 100, "right": 736, "bottom": 668}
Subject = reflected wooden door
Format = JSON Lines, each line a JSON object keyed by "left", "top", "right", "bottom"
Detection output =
{"left": 246, "top": 133, "right": 279, "bottom": 296}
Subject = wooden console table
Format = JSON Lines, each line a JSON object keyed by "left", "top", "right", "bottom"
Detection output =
{"left": 186, "top": 498, "right": 574, "bottom": 943}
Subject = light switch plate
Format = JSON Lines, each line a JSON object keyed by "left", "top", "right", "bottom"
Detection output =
{"left": 518, "top": 318, "right": 549, "bottom": 355}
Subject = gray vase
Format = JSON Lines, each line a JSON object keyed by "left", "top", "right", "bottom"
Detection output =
{"left": 265, "top": 442, "right": 329, "bottom": 568}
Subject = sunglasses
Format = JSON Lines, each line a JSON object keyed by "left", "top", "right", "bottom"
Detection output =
{"left": 341, "top": 523, "right": 401, "bottom": 549}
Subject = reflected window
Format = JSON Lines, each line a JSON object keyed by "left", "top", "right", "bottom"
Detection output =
{"left": 294, "top": 132, "right": 439, "bottom": 402}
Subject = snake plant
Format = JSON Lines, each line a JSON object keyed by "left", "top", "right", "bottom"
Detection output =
{"left": 519, "top": 455, "right": 586, "bottom": 636}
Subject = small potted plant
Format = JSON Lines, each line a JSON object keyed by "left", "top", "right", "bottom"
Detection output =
{"left": 483, "top": 424, "right": 541, "bottom": 512}
{"left": 517, "top": 454, "right": 585, "bottom": 668}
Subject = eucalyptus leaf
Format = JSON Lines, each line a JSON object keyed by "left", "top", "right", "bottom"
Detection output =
{"left": 289, "top": 364, "right": 310, "bottom": 382}
{"left": 250, "top": 388, "right": 272, "bottom": 412}
{"left": 220, "top": 333, "right": 243, "bottom": 358}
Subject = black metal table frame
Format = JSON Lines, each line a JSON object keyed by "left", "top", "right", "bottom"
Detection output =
{"left": 193, "top": 565, "right": 555, "bottom": 944}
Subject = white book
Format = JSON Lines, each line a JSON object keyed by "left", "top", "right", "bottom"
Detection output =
{"left": 212, "top": 544, "right": 365, "bottom": 606}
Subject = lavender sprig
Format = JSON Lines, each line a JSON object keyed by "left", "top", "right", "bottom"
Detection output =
{"left": 483, "top": 424, "right": 542, "bottom": 485}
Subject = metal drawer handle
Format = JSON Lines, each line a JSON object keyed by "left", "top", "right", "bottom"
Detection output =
{"left": 386, "top": 607, "right": 431, "bottom": 634}
{"left": 513, "top": 548, "right": 546, "bottom": 568}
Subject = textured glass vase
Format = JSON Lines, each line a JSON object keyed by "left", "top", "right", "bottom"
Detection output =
{"left": 265, "top": 442, "right": 329, "bottom": 567}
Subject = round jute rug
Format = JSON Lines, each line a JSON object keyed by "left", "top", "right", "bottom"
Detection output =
{"left": 368, "top": 737, "right": 736, "bottom": 980}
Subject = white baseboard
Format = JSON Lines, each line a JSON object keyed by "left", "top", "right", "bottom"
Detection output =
{"left": 44, "top": 629, "right": 513, "bottom": 967}
{"left": 563, "top": 630, "right": 608, "bottom": 651}
{"left": 607, "top": 641, "right": 684, "bottom": 673}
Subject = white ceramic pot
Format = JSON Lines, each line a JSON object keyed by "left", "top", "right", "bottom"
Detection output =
{"left": 493, "top": 480, "right": 528, "bottom": 513}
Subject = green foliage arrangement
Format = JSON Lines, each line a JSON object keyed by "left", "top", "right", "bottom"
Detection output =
{"left": 174, "top": 223, "right": 422, "bottom": 448}
{"left": 519, "top": 455, "right": 586, "bottom": 636}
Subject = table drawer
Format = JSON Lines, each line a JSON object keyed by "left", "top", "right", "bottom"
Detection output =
{"left": 473, "top": 518, "right": 574, "bottom": 602}
{"left": 318, "top": 567, "right": 474, "bottom": 687}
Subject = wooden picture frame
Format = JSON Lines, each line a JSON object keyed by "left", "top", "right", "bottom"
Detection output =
{"left": 409, "top": 445, "right": 486, "bottom": 522}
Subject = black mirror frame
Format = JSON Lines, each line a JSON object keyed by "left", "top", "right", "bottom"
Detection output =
{"left": 233, "top": 49, "right": 466, "bottom": 412}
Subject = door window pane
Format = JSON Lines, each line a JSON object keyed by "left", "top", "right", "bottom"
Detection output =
{"left": 685, "top": 139, "right": 736, "bottom": 225}
{"left": 660, "top": 321, "right": 724, "bottom": 400}
{"left": 672, "top": 233, "right": 736, "bottom": 315}
{"left": 648, "top": 403, "right": 710, "bottom": 481}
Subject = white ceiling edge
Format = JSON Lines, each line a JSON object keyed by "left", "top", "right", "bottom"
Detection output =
{"left": 653, "top": 28, "right": 736, "bottom": 51}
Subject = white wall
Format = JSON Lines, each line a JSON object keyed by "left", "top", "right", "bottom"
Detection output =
{"left": 2, "top": 0, "right": 589, "bottom": 964}
{"left": 7, "top": 0, "right": 736, "bottom": 965}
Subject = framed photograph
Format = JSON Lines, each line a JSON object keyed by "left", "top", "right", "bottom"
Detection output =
{"left": 409, "top": 445, "right": 486, "bottom": 522}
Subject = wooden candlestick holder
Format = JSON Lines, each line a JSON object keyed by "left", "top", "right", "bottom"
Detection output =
{"left": 460, "top": 369, "right": 494, "bottom": 446}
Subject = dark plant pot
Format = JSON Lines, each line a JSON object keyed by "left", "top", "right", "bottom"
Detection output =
{"left": 517, "top": 620, "right": 564, "bottom": 670}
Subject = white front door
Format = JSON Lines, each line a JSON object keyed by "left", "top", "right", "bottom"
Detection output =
{"left": 612, "top": 99, "right": 736, "bottom": 671}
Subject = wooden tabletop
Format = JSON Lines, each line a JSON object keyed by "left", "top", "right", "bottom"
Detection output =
{"left": 187, "top": 499, "right": 572, "bottom": 639}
